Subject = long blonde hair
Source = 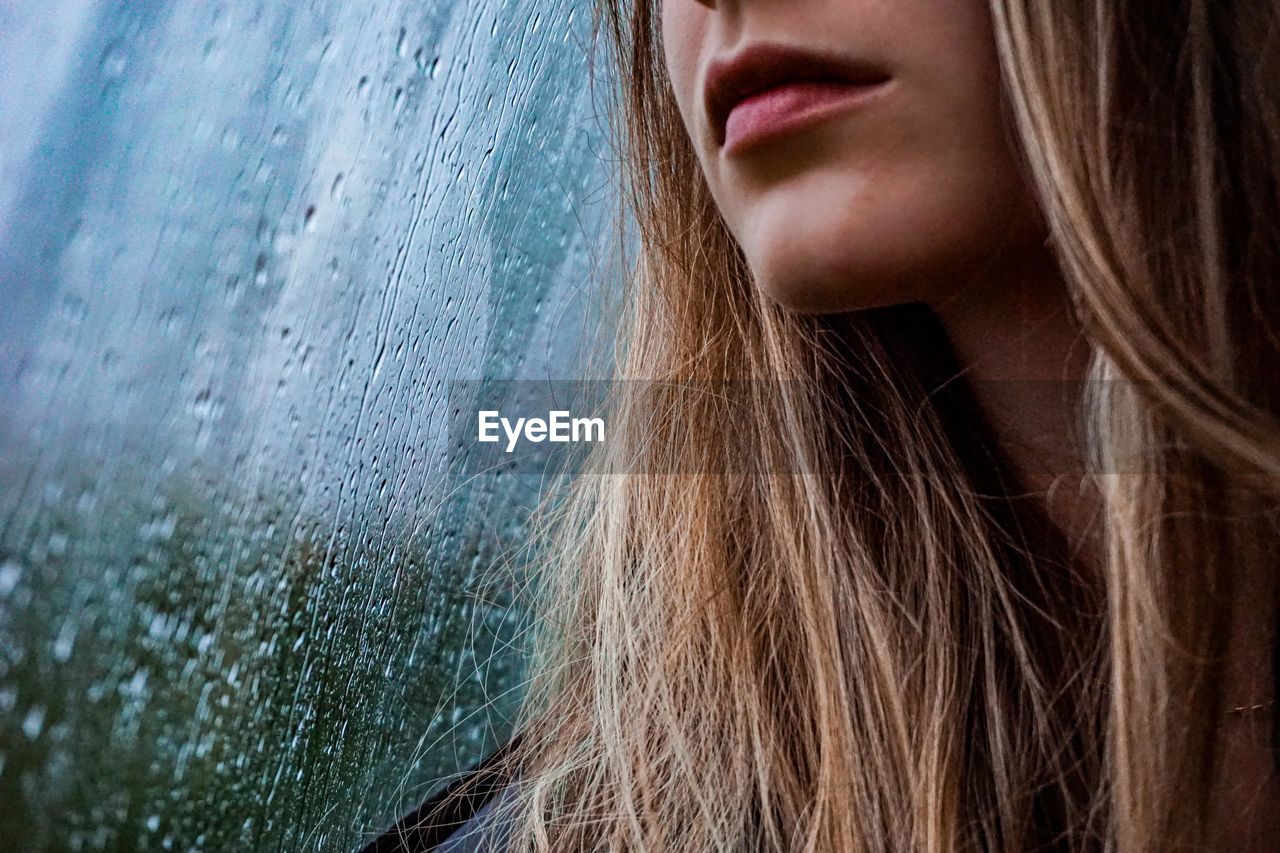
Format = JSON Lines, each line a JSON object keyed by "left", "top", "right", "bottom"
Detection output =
{"left": 493, "top": 1, "right": 1280, "bottom": 849}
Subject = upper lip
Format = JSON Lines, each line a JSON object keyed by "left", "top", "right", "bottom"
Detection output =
{"left": 704, "top": 42, "right": 892, "bottom": 146}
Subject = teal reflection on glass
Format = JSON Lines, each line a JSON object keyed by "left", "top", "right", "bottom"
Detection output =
{"left": 0, "top": 0, "right": 609, "bottom": 849}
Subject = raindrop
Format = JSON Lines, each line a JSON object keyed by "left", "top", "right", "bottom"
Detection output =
{"left": 47, "top": 533, "right": 68, "bottom": 558}
{"left": 53, "top": 623, "right": 75, "bottom": 662}
{"left": 0, "top": 560, "right": 21, "bottom": 596}
{"left": 99, "top": 43, "right": 127, "bottom": 79}
{"left": 22, "top": 706, "right": 45, "bottom": 739}
{"left": 254, "top": 252, "right": 269, "bottom": 286}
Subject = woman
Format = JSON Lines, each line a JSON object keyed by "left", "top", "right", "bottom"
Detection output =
{"left": 371, "top": 0, "right": 1280, "bottom": 849}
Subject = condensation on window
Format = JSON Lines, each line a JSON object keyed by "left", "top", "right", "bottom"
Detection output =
{"left": 0, "top": 1, "right": 611, "bottom": 849}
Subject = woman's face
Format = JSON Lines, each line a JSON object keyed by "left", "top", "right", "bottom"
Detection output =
{"left": 662, "top": 0, "right": 1044, "bottom": 312}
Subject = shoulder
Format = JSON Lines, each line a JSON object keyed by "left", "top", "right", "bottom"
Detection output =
{"left": 361, "top": 740, "right": 519, "bottom": 853}
{"left": 431, "top": 785, "right": 518, "bottom": 853}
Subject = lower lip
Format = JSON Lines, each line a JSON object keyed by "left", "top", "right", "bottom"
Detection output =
{"left": 722, "top": 79, "right": 891, "bottom": 156}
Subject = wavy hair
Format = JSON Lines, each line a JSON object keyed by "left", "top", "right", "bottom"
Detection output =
{"left": 492, "top": 1, "right": 1280, "bottom": 849}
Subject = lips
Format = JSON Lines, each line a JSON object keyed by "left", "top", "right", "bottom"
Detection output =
{"left": 704, "top": 42, "right": 892, "bottom": 151}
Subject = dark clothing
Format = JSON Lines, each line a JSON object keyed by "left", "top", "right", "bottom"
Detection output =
{"left": 361, "top": 740, "right": 516, "bottom": 853}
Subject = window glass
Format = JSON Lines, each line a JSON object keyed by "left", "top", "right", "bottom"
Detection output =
{"left": 0, "top": 1, "right": 608, "bottom": 848}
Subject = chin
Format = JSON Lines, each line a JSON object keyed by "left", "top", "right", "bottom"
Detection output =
{"left": 741, "top": 215, "right": 946, "bottom": 315}
{"left": 749, "top": 262, "right": 920, "bottom": 315}
{"left": 736, "top": 170, "right": 1043, "bottom": 316}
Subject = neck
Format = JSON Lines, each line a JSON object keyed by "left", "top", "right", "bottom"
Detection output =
{"left": 930, "top": 247, "right": 1098, "bottom": 563}
{"left": 930, "top": 249, "right": 1280, "bottom": 847}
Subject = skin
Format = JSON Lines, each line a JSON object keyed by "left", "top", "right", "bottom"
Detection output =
{"left": 662, "top": 0, "right": 1045, "bottom": 313}
{"left": 662, "top": 0, "right": 1092, "bottom": 572}
{"left": 662, "top": 0, "right": 1093, "bottom": 539}
{"left": 662, "top": 0, "right": 1278, "bottom": 845}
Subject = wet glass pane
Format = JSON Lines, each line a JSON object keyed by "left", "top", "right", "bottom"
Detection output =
{"left": 0, "top": 1, "right": 608, "bottom": 849}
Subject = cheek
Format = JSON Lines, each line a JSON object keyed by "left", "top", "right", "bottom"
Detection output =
{"left": 660, "top": 3, "right": 707, "bottom": 135}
